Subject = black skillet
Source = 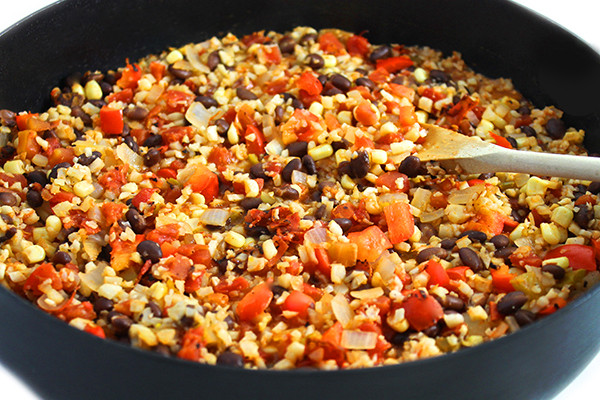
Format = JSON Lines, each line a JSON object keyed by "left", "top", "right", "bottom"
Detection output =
{"left": 1, "top": 0, "right": 600, "bottom": 399}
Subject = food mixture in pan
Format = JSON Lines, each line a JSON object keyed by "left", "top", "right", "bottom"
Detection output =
{"left": 0, "top": 27, "right": 599, "bottom": 369}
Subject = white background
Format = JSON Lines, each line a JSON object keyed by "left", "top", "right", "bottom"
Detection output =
{"left": 0, "top": 0, "right": 598, "bottom": 399}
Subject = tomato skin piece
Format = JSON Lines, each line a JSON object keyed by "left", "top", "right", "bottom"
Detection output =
{"left": 375, "top": 172, "right": 409, "bottom": 193}
{"left": 23, "top": 263, "right": 62, "bottom": 296}
{"left": 425, "top": 260, "right": 450, "bottom": 289}
{"left": 296, "top": 71, "right": 323, "bottom": 96}
{"left": 319, "top": 32, "right": 345, "bottom": 55}
{"left": 150, "top": 61, "right": 166, "bottom": 81}
{"left": 84, "top": 325, "right": 106, "bottom": 339}
{"left": 117, "top": 63, "right": 142, "bottom": 89}
{"left": 106, "top": 88, "right": 133, "bottom": 104}
{"left": 283, "top": 290, "right": 315, "bottom": 318}
{"left": 490, "top": 132, "right": 513, "bottom": 149}
{"left": 17, "top": 130, "right": 41, "bottom": 160}
{"left": 244, "top": 125, "right": 266, "bottom": 155}
{"left": 447, "top": 266, "right": 472, "bottom": 281}
{"left": 383, "top": 202, "right": 415, "bottom": 244}
{"left": 538, "top": 297, "right": 567, "bottom": 315}
{"left": 401, "top": 290, "right": 444, "bottom": 332}
{"left": 235, "top": 281, "right": 273, "bottom": 321}
{"left": 347, "top": 225, "right": 393, "bottom": 263}
{"left": 346, "top": 34, "right": 370, "bottom": 57}
{"left": 131, "top": 188, "right": 159, "bottom": 209}
{"left": 184, "top": 165, "right": 219, "bottom": 203}
{"left": 99, "top": 106, "right": 124, "bottom": 135}
{"left": 545, "top": 244, "right": 597, "bottom": 271}
{"left": 354, "top": 101, "right": 378, "bottom": 126}
{"left": 376, "top": 56, "right": 413, "bottom": 73}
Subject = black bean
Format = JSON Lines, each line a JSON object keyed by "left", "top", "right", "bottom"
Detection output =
{"left": 306, "top": 53, "right": 325, "bottom": 69}
{"left": 236, "top": 87, "right": 258, "bottom": 100}
{"left": 271, "top": 285, "right": 286, "bottom": 298}
{"left": 78, "top": 151, "right": 102, "bottom": 166}
{"left": 588, "top": 181, "right": 600, "bottom": 194}
{"left": 126, "top": 208, "right": 147, "bottom": 234}
{"left": 123, "top": 106, "right": 149, "bottom": 121}
{"left": 418, "top": 223, "right": 437, "bottom": 243}
{"left": 302, "top": 155, "right": 317, "bottom": 175}
{"left": 124, "top": 136, "right": 139, "bottom": 153}
{"left": 214, "top": 118, "right": 230, "bottom": 137}
{"left": 514, "top": 309, "right": 536, "bottom": 327}
{"left": 459, "top": 230, "right": 487, "bottom": 243}
{"left": 26, "top": 190, "right": 43, "bottom": 208}
{"left": 440, "top": 238, "right": 457, "bottom": 250}
{"left": 369, "top": 45, "right": 392, "bottom": 62}
{"left": 390, "top": 331, "right": 411, "bottom": 346}
{"left": 291, "top": 97, "right": 304, "bottom": 109}
{"left": 110, "top": 314, "right": 133, "bottom": 336}
{"left": 52, "top": 251, "right": 72, "bottom": 265}
{"left": 249, "top": 163, "right": 269, "bottom": 180}
{"left": 223, "top": 315, "right": 235, "bottom": 329}
{"left": 517, "top": 105, "right": 531, "bottom": 115}
{"left": 245, "top": 224, "right": 270, "bottom": 238}
{"left": 217, "top": 350, "right": 244, "bottom": 367}
{"left": 398, "top": 155, "right": 421, "bottom": 178}
{"left": 445, "top": 295, "right": 466, "bottom": 312}
{"left": 315, "top": 75, "right": 327, "bottom": 87}
{"left": 154, "top": 345, "right": 171, "bottom": 356}
{"left": 545, "top": 118, "right": 566, "bottom": 139}
{"left": 287, "top": 142, "right": 308, "bottom": 157}
{"left": 422, "top": 324, "right": 441, "bottom": 337}
{"left": 282, "top": 158, "right": 302, "bottom": 182}
{"left": 148, "top": 301, "right": 162, "bottom": 318}
{"left": 239, "top": 197, "right": 262, "bottom": 211}
{"left": 350, "top": 151, "right": 370, "bottom": 179}
{"left": 330, "top": 74, "right": 352, "bottom": 92}
{"left": 315, "top": 204, "right": 327, "bottom": 220}
{"left": 519, "top": 125, "right": 537, "bottom": 137}
{"left": 94, "top": 297, "right": 114, "bottom": 313}
{"left": 331, "top": 139, "right": 349, "bottom": 152}
{"left": 71, "top": 106, "right": 92, "bottom": 126}
{"left": 495, "top": 246, "right": 517, "bottom": 259}
{"left": 100, "top": 81, "right": 113, "bottom": 95}
{"left": 333, "top": 218, "right": 352, "bottom": 233}
{"left": 0, "top": 109, "right": 16, "bottom": 126}
{"left": 355, "top": 77, "right": 376, "bottom": 91}
{"left": 207, "top": 51, "right": 221, "bottom": 71}
{"left": 429, "top": 69, "right": 451, "bottom": 83}
{"left": 458, "top": 247, "right": 484, "bottom": 272}
{"left": 168, "top": 65, "right": 192, "bottom": 80}
{"left": 416, "top": 247, "right": 448, "bottom": 264}
{"left": 0, "top": 214, "right": 13, "bottom": 225}
{"left": 143, "top": 134, "right": 163, "bottom": 147}
{"left": 24, "top": 171, "right": 47, "bottom": 187}
{"left": 144, "top": 148, "right": 161, "bottom": 167}
{"left": 574, "top": 204, "right": 593, "bottom": 228}
{"left": 97, "top": 243, "right": 112, "bottom": 262}
{"left": 506, "top": 136, "right": 518, "bottom": 149}
{"left": 278, "top": 36, "right": 296, "bottom": 54}
{"left": 196, "top": 95, "right": 218, "bottom": 109}
{"left": 496, "top": 291, "right": 528, "bottom": 315}
{"left": 137, "top": 240, "right": 162, "bottom": 263}
{"left": 300, "top": 33, "right": 318, "bottom": 45}
{"left": 279, "top": 186, "right": 300, "bottom": 200}
{"left": 49, "top": 162, "right": 71, "bottom": 181}
{"left": 478, "top": 172, "right": 495, "bottom": 180}
{"left": 0, "top": 192, "right": 18, "bottom": 206}
{"left": 0, "top": 227, "right": 17, "bottom": 243}
{"left": 322, "top": 87, "right": 343, "bottom": 96}
{"left": 541, "top": 264, "right": 566, "bottom": 281}
{"left": 490, "top": 234, "right": 510, "bottom": 249}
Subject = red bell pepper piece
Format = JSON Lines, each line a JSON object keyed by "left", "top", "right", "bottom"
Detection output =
{"left": 425, "top": 260, "right": 450, "bottom": 289}
{"left": 383, "top": 202, "right": 415, "bottom": 244}
{"left": 376, "top": 56, "right": 414, "bottom": 73}
{"left": 282, "top": 290, "right": 315, "bottom": 318}
{"left": 99, "top": 106, "right": 124, "bottom": 135}
{"left": 235, "top": 281, "right": 273, "bottom": 321}
{"left": 401, "top": 290, "right": 444, "bottom": 331}
{"left": 545, "top": 244, "right": 597, "bottom": 271}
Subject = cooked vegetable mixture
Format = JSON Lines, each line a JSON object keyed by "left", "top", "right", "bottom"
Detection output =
{"left": 1, "top": 27, "right": 599, "bottom": 369}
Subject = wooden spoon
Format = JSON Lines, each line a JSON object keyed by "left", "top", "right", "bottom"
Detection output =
{"left": 414, "top": 123, "right": 600, "bottom": 181}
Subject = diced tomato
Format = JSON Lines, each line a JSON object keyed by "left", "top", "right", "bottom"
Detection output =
{"left": 490, "top": 265, "right": 516, "bottom": 293}
{"left": 162, "top": 126, "right": 193, "bottom": 144}
{"left": 262, "top": 45, "right": 282, "bottom": 64}
{"left": 322, "top": 321, "right": 343, "bottom": 346}
{"left": 420, "top": 87, "right": 446, "bottom": 102}
{"left": 347, "top": 225, "right": 393, "bottom": 263}
{"left": 388, "top": 83, "right": 415, "bottom": 101}
{"left": 302, "top": 283, "right": 323, "bottom": 301}
{"left": 509, "top": 246, "right": 543, "bottom": 269}
{"left": 545, "top": 244, "right": 597, "bottom": 271}
{"left": 110, "top": 235, "right": 144, "bottom": 272}
{"left": 184, "top": 268, "right": 205, "bottom": 294}
{"left": 244, "top": 125, "right": 266, "bottom": 155}
{"left": 16, "top": 113, "right": 38, "bottom": 131}
{"left": 106, "top": 88, "right": 133, "bottom": 104}
{"left": 98, "top": 165, "right": 128, "bottom": 192}
{"left": 146, "top": 224, "right": 180, "bottom": 245}
{"left": 241, "top": 31, "right": 270, "bottom": 46}
{"left": 465, "top": 210, "right": 512, "bottom": 237}
{"left": 215, "top": 276, "right": 250, "bottom": 295}
{"left": 354, "top": 101, "right": 378, "bottom": 126}
{"left": 207, "top": 146, "right": 234, "bottom": 172}
{"left": 425, "top": 260, "right": 450, "bottom": 289}
{"left": 163, "top": 253, "right": 193, "bottom": 280}
{"left": 319, "top": 32, "right": 345, "bottom": 55}
{"left": 235, "top": 281, "right": 273, "bottom": 321}
{"left": 376, "top": 56, "right": 413, "bottom": 73}
{"left": 353, "top": 134, "right": 375, "bottom": 149}
{"left": 375, "top": 172, "right": 409, "bottom": 193}
{"left": 444, "top": 95, "right": 479, "bottom": 126}
{"left": 447, "top": 266, "right": 472, "bottom": 281}
{"left": 150, "top": 61, "right": 166, "bottom": 81}
{"left": 101, "top": 202, "right": 127, "bottom": 226}
{"left": 164, "top": 90, "right": 195, "bottom": 113}
{"left": 131, "top": 188, "right": 159, "bottom": 209}
{"left": 47, "top": 147, "right": 76, "bottom": 168}
{"left": 397, "top": 105, "right": 417, "bottom": 126}
{"left": 538, "top": 297, "right": 567, "bottom": 315}
{"left": 314, "top": 247, "right": 331, "bottom": 275}
{"left": 401, "top": 290, "right": 444, "bottom": 331}
{"left": 17, "top": 130, "right": 41, "bottom": 160}
{"left": 264, "top": 79, "right": 288, "bottom": 95}
{"left": 280, "top": 108, "right": 325, "bottom": 144}
{"left": 0, "top": 173, "right": 27, "bottom": 188}
{"left": 178, "top": 244, "right": 211, "bottom": 266}
{"left": 383, "top": 202, "right": 414, "bottom": 244}
{"left": 574, "top": 194, "right": 596, "bottom": 206}
{"left": 116, "top": 62, "right": 142, "bottom": 89}
{"left": 84, "top": 325, "right": 106, "bottom": 339}
{"left": 490, "top": 132, "right": 513, "bottom": 149}
{"left": 156, "top": 168, "right": 176, "bottom": 180}
{"left": 23, "top": 263, "right": 62, "bottom": 296}
{"left": 283, "top": 290, "right": 315, "bottom": 318}
{"left": 346, "top": 34, "right": 370, "bottom": 57}
{"left": 49, "top": 191, "right": 76, "bottom": 208}
{"left": 296, "top": 71, "right": 322, "bottom": 96}
{"left": 184, "top": 165, "right": 219, "bottom": 203}
{"left": 161, "top": 241, "right": 179, "bottom": 258}
{"left": 177, "top": 327, "right": 205, "bottom": 361}
{"left": 54, "top": 301, "right": 96, "bottom": 322}
{"left": 99, "top": 106, "right": 124, "bottom": 135}
{"left": 368, "top": 67, "right": 390, "bottom": 84}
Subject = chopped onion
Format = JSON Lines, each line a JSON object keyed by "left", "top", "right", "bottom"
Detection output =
{"left": 350, "top": 287, "right": 384, "bottom": 300}
{"left": 145, "top": 84, "right": 164, "bottom": 104}
{"left": 116, "top": 143, "right": 143, "bottom": 168}
{"left": 340, "top": 330, "right": 377, "bottom": 350}
{"left": 375, "top": 251, "right": 401, "bottom": 282}
{"left": 199, "top": 208, "right": 230, "bottom": 227}
{"left": 304, "top": 226, "right": 327, "bottom": 244}
{"left": 447, "top": 185, "right": 485, "bottom": 205}
{"left": 186, "top": 101, "right": 214, "bottom": 129}
{"left": 331, "top": 293, "right": 354, "bottom": 327}
{"left": 291, "top": 170, "right": 307, "bottom": 185}
{"left": 378, "top": 192, "right": 408, "bottom": 207}
{"left": 37, "top": 293, "right": 67, "bottom": 312}
{"left": 419, "top": 208, "right": 445, "bottom": 223}
{"left": 184, "top": 44, "right": 210, "bottom": 73}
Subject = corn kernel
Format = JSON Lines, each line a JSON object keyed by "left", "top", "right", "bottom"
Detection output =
{"left": 390, "top": 140, "right": 415, "bottom": 155}
{"left": 73, "top": 181, "right": 95, "bottom": 198}
{"left": 262, "top": 239, "right": 278, "bottom": 260}
{"left": 340, "top": 174, "right": 356, "bottom": 190}
{"left": 370, "top": 149, "right": 388, "bottom": 165}
{"left": 308, "top": 101, "right": 324, "bottom": 117}
{"left": 166, "top": 49, "right": 184, "bottom": 64}
{"left": 244, "top": 179, "right": 260, "bottom": 198}
{"left": 307, "top": 143, "right": 333, "bottom": 161}
{"left": 227, "top": 123, "right": 239, "bottom": 145}
{"left": 85, "top": 80, "right": 103, "bottom": 100}
{"left": 322, "top": 54, "right": 337, "bottom": 68}
{"left": 331, "top": 263, "right": 346, "bottom": 284}
{"left": 225, "top": 231, "right": 246, "bottom": 248}
{"left": 23, "top": 245, "right": 46, "bottom": 264}
{"left": 540, "top": 222, "right": 561, "bottom": 245}
{"left": 71, "top": 83, "right": 85, "bottom": 96}
{"left": 379, "top": 121, "right": 397, "bottom": 135}
{"left": 415, "top": 110, "right": 428, "bottom": 124}
{"left": 551, "top": 206, "right": 573, "bottom": 228}
{"left": 542, "top": 256, "right": 569, "bottom": 269}
{"left": 45, "top": 215, "right": 62, "bottom": 239}
{"left": 337, "top": 110, "right": 353, "bottom": 125}
{"left": 3, "top": 160, "right": 25, "bottom": 175}
{"left": 444, "top": 312, "right": 464, "bottom": 329}
{"left": 524, "top": 176, "right": 550, "bottom": 196}
{"left": 413, "top": 67, "right": 428, "bottom": 83}
{"left": 418, "top": 96, "right": 433, "bottom": 113}
{"left": 467, "top": 305, "right": 488, "bottom": 321}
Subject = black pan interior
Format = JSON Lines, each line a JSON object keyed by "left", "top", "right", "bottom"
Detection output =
{"left": 1, "top": 1, "right": 600, "bottom": 400}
